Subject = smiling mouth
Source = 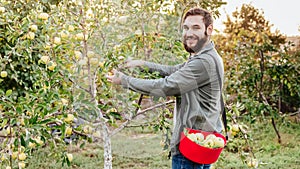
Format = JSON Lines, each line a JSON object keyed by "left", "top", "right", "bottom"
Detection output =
{"left": 184, "top": 36, "right": 199, "bottom": 44}
{"left": 186, "top": 38, "right": 197, "bottom": 46}
{"left": 185, "top": 36, "right": 198, "bottom": 41}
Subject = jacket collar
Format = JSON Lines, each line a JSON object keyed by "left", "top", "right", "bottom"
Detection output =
{"left": 189, "top": 41, "right": 214, "bottom": 59}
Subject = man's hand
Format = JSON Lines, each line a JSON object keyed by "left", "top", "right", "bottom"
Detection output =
{"left": 106, "top": 69, "right": 124, "bottom": 85}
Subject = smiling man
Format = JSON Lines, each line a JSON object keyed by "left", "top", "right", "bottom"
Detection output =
{"left": 182, "top": 10, "right": 212, "bottom": 55}
{"left": 107, "top": 7, "right": 224, "bottom": 169}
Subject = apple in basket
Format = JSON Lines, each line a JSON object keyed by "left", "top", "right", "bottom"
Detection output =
{"left": 186, "top": 133, "right": 225, "bottom": 148}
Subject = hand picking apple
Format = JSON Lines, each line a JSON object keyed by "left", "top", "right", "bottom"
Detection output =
{"left": 106, "top": 69, "right": 124, "bottom": 85}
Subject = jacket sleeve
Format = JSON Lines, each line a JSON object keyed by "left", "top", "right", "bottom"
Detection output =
{"left": 144, "top": 61, "right": 185, "bottom": 76}
{"left": 121, "top": 58, "right": 211, "bottom": 97}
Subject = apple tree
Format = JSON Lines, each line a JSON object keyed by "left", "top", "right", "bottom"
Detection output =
{"left": 212, "top": 4, "right": 300, "bottom": 167}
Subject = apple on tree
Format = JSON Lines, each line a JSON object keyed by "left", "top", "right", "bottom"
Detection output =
{"left": 18, "top": 152, "right": 27, "bottom": 161}
{"left": 38, "top": 12, "right": 49, "bottom": 20}
{"left": 66, "top": 153, "right": 73, "bottom": 162}
{"left": 1, "top": 71, "right": 7, "bottom": 78}
{"left": 18, "top": 162, "right": 25, "bottom": 169}
{"left": 64, "top": 114, "right": 75, "bottom": 123}
{"left": 65, "top": 126, "right": 72, "bottom": 136}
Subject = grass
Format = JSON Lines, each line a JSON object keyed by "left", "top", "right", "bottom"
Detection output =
{"left": 2, "top": 119, "right": 299, "bottom": 169}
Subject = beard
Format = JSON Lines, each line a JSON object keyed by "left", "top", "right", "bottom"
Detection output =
{"left": 183, "top": 34, "right": 209, "bottom": 54}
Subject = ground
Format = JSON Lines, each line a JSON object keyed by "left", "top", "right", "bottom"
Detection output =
{"left": 7, "top": 118, "right": 300, "bottom": 169}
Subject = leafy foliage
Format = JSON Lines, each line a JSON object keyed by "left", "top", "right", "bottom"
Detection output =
{"left": 215, "top": 4, "right": 300, "bottom": 115}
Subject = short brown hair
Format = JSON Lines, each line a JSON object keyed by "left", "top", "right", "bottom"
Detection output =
{"left": 182, "top": 7, "right": 213, "bottom": 29}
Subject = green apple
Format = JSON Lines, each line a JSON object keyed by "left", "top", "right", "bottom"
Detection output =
{"left": 90, "top": 58, "right": 98, "bottom": 65}
{"left": 68, "top": 25, "right": 75, "bottom": 32}
{"left": 1, "top": 154, "right": 7, "bottom": 161}
{"left": 40, "top": 56, "right": 50, "bottom": 64}
{"left": 53, "top": 37, "right": 61, "bottom": 45}
{"left": 12, "top": 152, "right": 18, "bottom": 159}
{"left": 18, "top": 162, "right": 25, "bottom": 168}
{"left": 195, "top": 133, "right": 204, "bottom": 141}
{"left": 83, "top": 125, "right": 93, "bottom": 134}
{"left": 60, "top": 98, "right": 68, "bottom": 106}
{"left": 74, "top": 51, "right": 82, "bottom": 60}
{"left": 213, "top": 137, "right": 225, "bottom": 148}
{"left": 99, "top": 61, "right": 105, "bottom": 68}
{"left": 187, "top": 133, "right": 197, "bottom": 142}
{"left": 64, "top": 114, "right": 74, "bottom": 123}
{"left": 0, "top": 7, "right": 5, "bottom": 13}
{"left": 47, "top": 61, "right": 57, "bottom": 71}
{"left": 232, "top": 124, "right": 239, "bottom": 132}
{"left": 26, "top": 32, "right": 35, "bottom": 40}
{"left": 65, "top": 126, "right": 72, "bottom": 136}
{"left": 85, "top": 8, "right": 94, "bottom": 19}
{"left": 28, "top": 142, "right": 36, "bottom": 148}
{"left": 202, "top": 139, "right": 214, "bottom": 148}
{"left": 1, "top": 71, "right": 7, "bottom": 78}
{"left": 18, "top": 153, "right": 27, "bottom": 161}
{"left": 35, "top": 137, "right": 44, "bottom": 145}
{"left": 19, "top": 118, "right": 25, "bottom": 126}
{"left": 66, "top": 153, "right": 73, "bottom": 162}
{"left": 134, "top": 29, "right": 142, "bottom": 36}
{"left": 60, "top": 30, "right": 69, "bottom": 39}
{"left": 117, "top": 16, "right": 129, "bottom": 24}
{"left": 29, "top": 25, "right": 38, "bottom": 32}
{"left": 87, "top": 51, "right": 95, "bottom": 58}
{"left": 205, "top": 134, "right": 217, "bottom": 141}
{"left": 92, "top": 130, "right": 101, "bottom": 138}
{"left": 75, "top": 33, "right": 84, "bottom": 40}
{"left": 38, "top": 12, "right": 49, "bottom": 20}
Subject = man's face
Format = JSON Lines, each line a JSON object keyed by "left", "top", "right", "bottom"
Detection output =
{"left": 182, "top": 15, "right": 210, "bottom": 54}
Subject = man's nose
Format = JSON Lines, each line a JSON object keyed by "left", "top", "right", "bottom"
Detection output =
{"left": 185, "top": 29, "right": 194, "bottom": 36}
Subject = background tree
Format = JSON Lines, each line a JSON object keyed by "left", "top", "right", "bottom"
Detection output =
{"left": 213, "top": 4, "right": 300, "bottom": 162}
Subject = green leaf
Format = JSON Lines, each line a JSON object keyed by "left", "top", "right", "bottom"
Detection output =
{"left": 5, "top": 89, "right": 12, "bottom": 96}
{"left": 29, "top": 115, "right": 38, "bottom": 124}
{"left": 80, "top": 142, "right": 85, "bottom": 148}
{"left": 21, "top": 135, "right": 26, "bottom": 147}
{"left": 39, "top": 118, "right": 54, "bottom": 124}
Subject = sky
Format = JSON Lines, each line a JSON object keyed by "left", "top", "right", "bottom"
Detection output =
{"left": 214, "top": 0, "right": 300, "bottom": 36}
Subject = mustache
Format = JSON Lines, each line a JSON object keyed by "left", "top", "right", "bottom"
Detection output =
{"left": 184, "top": 35, "right": 199, "bottom": 41}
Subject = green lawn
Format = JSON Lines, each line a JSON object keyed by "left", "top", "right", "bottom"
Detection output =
{"left": 3, "top": 119, "right": 299, "bottom": 169}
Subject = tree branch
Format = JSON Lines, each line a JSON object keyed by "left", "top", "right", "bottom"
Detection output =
{"left": 109, "top": 100, "right": 175, "bottom": 137}
{"left": 58, "top": 71, "right": 90, "bottom": 93}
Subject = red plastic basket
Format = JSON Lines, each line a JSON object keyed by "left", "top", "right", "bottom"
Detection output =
{"left": 179, "top": 128, "right": 226, "bottom": 164}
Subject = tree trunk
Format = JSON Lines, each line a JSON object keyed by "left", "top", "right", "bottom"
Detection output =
{"left": 258, "top": 50, "right": 281, "bottom": 144}
{"left": 103, "top": 125, "right": 112, "bottom": 169}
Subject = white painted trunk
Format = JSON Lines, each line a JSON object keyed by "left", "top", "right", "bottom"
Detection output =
{"left": 103, "top": 126, "right": 112, "bottom": 169}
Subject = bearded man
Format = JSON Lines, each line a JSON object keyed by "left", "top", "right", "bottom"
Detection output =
{"left": 107, "top": 7, "right": 224, "bottom": 169}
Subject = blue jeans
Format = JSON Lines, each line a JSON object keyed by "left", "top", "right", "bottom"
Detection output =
{"left": 172, "top": 153, "right": 211, "bottom": 169}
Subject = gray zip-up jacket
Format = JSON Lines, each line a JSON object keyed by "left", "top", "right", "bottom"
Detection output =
{"left": 121, "top": 41, "right": 224, "bottom": 155}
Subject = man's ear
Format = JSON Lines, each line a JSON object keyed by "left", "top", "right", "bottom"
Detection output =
{"left": 206, "top": 24, "right": 213, "bottom": 36}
